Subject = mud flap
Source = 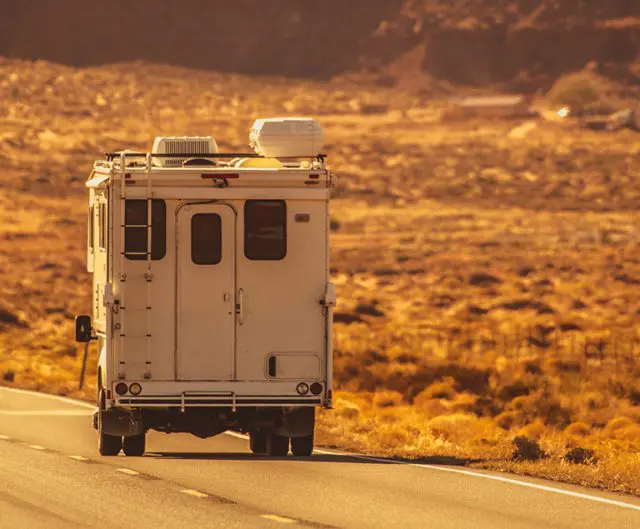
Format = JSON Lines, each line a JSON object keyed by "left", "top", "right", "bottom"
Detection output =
{"left": 274, "top": 407, "right": 315, "bottom": 439}
{"left": 101, "top": 408, "right": 144, "bottom": 437}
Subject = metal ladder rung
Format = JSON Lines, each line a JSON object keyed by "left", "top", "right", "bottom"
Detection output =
{"left": 118, "top": 152, "right": 154, "bottom": 381}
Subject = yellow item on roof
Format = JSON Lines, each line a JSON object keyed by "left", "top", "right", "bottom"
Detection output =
{"left": 235, "top": 157, "right": 283, "bottom": 168}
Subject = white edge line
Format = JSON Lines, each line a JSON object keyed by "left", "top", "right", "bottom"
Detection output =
{"left": 261, "top": 514, "right": 296, "bottom": 524}
{"left": 225, "top": 431, "right": 640, "bottom": 512}
{"left": 28, "top": 444, "right": 46, "bottom": 450}
{"left": 339, "top": 453, "right": 640, "bottom": 513}
{"left": 116, "top": 468, "right": 140, "bottom": 476}
{"left": 0, "top": 387, "right": 96, "bottom": 410}
{"left": 5, "top": 388, "right": 639, "bottom": 512}
{"left": 181, "top": 489, "right": 208, "bottom": 498}
{"left": 69, "top": 455, "right": 89, "bottom": 461}
{"left": 0, "top": 434, "right": 10, "bottom": 440}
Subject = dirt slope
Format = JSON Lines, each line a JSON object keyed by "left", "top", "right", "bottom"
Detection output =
{"left": 0, "top": 0, "right": 400, "bottom": 79}
{"left": 2, "top": 0, "right": 640, "bottom": 89}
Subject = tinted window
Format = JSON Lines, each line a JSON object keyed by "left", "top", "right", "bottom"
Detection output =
{"left": 124, "top": 200, "right": 166, "bottom": 260}
{"left": 244, "top": 200, "right": 287, "bottom": 260}
{"left": 191, "top": 213, "right": 222, "bottom": 265}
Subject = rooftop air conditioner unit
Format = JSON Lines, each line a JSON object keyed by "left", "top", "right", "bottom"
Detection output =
{"left": 151, "top": 136, "right": 219, "bottom": 167}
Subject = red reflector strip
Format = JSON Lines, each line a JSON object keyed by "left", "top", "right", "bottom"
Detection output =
{"left": 201, "top": 173, "right": 240, "bottom": 179}
{"left": 309, "top": 174, "right": 320, "bottom": 179}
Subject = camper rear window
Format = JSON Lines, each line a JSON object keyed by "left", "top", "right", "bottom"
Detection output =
{"left": 244, "top": 200, "right": 287, "bottom": 260}
{"left": 191, "top": 213, "right": 222, "bottom": 265}
{"left": 124, "top": 200, "right": 166, "bottom": 260}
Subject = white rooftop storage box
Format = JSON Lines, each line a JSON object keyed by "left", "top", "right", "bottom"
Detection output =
{"left": 250, "top": 118, "right": 324, "bottom": 158}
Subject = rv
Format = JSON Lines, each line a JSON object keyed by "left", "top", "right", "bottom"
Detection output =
{"left": 75, "top": 118, "right": 335, "bottom": 457}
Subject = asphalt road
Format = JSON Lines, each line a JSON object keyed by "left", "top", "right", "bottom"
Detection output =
{"left": 1, "top": 387, "right": 639, "bottom": 529}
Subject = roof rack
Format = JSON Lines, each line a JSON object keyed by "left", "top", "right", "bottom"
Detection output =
{"left": 105, "top": 152, "right": 263, "bottom": 161}
{"left": 105, "top": 152, "right": 328, "bottom": 162}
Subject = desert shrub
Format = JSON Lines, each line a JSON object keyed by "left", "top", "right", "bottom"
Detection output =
{"left": 546, "top": 72, "right": 610, "bottom": 114}
{"left": 373, "top": 390, "right": 404, "bottom": 408}
{"left": 419, "top": 377, "right": 458, "bottom": 400}
{"left": 512, "top": 436, "right": 546, "bottom": 461}
{"left": 333, "top": 397, "right": 362, "bottom": 420}
{"left": 427, "top": 413, "right": 478, "bottom": 441}
{"left": 400, "top": 363, "right": 490, "bottom": 402}
{"left": 450, "top": 393, "right": 478, "bottom": 414}
{"left": 604, "top": 416, "right": 640, "bottom": 441}
{"left": 413, "top": 396, "right": 449, "bottom": 416}
{"left": 563, "top": 422, "right": 592, "bottom": 438}
{"left": 564, "top": 447, "right": 597, "bottom": 465}
{"left": 498, "top": 380, "right": 535, "bottom": 401}
{"left": 361, "top": 349, "right": 388, "bottom": 366}
{"left": 518, "top": 420, "right": 546, "bottom": 440}
{"left": 495, "top": 410, "right": 524, "bottom": 430}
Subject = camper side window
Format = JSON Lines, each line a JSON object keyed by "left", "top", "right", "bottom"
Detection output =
{"left": 88, "top": 205, "right": 95, "bottom": 250}
{"left": 98, "top": 203, "right": 106, "bottom": 250}
{"left": 244, "top": 200, "right": 287, "bottom": 260}
{"left": 124, "top": 200, "right": 166, "bottom": 260}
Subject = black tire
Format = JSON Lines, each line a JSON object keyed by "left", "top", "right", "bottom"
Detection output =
{"left": 266, "top": 433, "right": 289, "bottom": 456}
{"left": 250, "top": 430, "right": 267, "bottom": 455}
{"left": 123, "top": 433, "right": 146, "bottom": 457}
{"left": 291, "top": 434, "right": 314, "bottom": 457}
{"left": 98, "top": 389, "right": 122, "bottom": 456}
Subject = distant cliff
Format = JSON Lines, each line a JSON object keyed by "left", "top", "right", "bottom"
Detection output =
{"left": 2, "top": 0, "right": 640, "bottom": 90}
{"left": 0, "top": 0, "right": 401, "bottom": 79}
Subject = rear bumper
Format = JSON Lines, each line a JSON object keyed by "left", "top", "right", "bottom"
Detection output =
{"left": 110, "top": 380, "right": 329, "bottom": 410}
{"left": 116, "top": 394, "right": 323, "bottom": 408}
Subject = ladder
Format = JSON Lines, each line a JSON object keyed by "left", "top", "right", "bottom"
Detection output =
{"left": 117, "top": 152, "right": 153, "bottom": 380}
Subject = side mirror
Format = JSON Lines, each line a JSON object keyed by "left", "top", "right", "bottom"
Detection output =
{"left": 75, "top": 315, "right": 93, "bottom": 343}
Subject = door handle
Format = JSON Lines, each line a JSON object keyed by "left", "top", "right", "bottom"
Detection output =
{"left": 236, "top": 288, "right": 244, "bottom": 325}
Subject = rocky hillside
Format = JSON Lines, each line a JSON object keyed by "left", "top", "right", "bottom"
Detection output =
{"left": 2, "top": 1, "right": 640, "bottom": 90}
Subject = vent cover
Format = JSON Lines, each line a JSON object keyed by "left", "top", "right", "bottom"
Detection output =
{"left": 152, "top": 136, "right": 218, "bottom": 167}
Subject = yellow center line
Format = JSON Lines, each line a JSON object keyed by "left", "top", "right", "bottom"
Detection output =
{"left": 116, "top": 468, "right": 140, "bottom": 476}
{"left": 260, "top": 514, "right": 296, "bottom": 524}
{"left": 180, "top": 489, "right": 209, "bottom": 498}
{"left": 0, "top": 434, "right": 10, "bottom": 440}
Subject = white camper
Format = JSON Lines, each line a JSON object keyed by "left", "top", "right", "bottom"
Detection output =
{"left": 76, "top": 118, "right": 335, "bottom": 457}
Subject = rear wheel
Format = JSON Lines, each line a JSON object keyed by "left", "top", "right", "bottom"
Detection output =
{"left": 123, "top": 433, "right": 146, "bottom": 457}
{"left": 250, "top": 430, "right": 267, "bottom": 455}
{"left": 291, "top": 434, "right": 314, "bottom": 457}
{"left": 266, "top": 433, "right": 289, "bottom": 456}
{"left": 98, "top": 389, "right": 122, "bottom": 456}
